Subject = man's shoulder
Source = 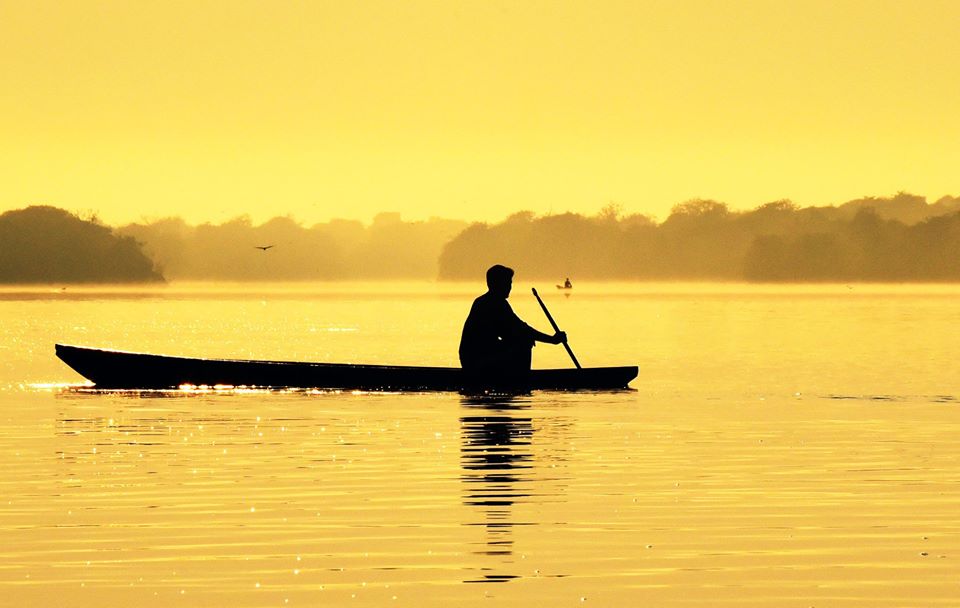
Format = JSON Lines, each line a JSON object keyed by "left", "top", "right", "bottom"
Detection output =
{"left": 465, "top": 293, "right": 488, "bottom": 316}
{"left": 474, "top": 292, "right": 508, "bottom": 306}
{"left": 469, "top": 294, "right": 486, "bottom": 310}
{"left": 469, "top": 292, "right": 509, "bottom": 315}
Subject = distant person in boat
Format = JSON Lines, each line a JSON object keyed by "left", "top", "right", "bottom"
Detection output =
{"left": 459, "top": 264, "right": 567, "bottom": 377}
{"left": 564, "top": 277, "right": 572, "bottom": 289}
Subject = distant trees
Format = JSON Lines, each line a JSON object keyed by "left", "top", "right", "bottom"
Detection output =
{"left": 0, "top": 206, "right": 162, "bottom": 283}
{"left": 5, "top": 192, "right": 960, "bottom": 283}
{"left": 120, "top": 215, "right": 347, "bottom": 281}
{"left": 118, "top": 212, "right": 468, "bottom": 281}
{"left": 438, "top": 210, "right": 656, "bottom": 281}
{"left": 836, "top": 192, "right": 960, "bottom": 225}
{"left": 742, "top": 207, "right": 960, "bottom": 281}
{"left": 439, "top": 193, "right": 960, "bottom": 282}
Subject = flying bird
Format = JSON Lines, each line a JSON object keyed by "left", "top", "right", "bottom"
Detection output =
{"left": 255, "top": 245, "right": 274, "bottom": 251}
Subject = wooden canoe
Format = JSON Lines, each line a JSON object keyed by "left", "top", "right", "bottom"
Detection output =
{"left": 55, "top": 344, "right": 638, "bottom": 391}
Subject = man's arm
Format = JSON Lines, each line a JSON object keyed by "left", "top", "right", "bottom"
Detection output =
{"left": 502, "top": 301, "right": 566, "bottom": 344}
{"left": 530, "top": 327, "right": 566, "bottom": 344}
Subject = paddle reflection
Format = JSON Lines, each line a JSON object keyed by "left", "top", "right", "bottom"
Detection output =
{"left": 460, "top": 393, "right": 534, "bottom": 583}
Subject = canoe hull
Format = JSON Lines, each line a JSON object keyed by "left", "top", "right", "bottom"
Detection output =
{"left": 55, "top": 344, "right": 638, "bottom": 391}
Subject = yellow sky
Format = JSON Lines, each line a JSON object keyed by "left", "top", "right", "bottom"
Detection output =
{"left": 1, "top": 0, "right": 958, "bottom": 225}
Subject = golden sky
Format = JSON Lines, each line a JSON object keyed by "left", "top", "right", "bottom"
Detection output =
{"left": 1, "top": 0, "right": 958, "bottom": 225}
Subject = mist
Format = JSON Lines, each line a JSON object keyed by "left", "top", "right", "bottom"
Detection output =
{"left": 117, "top": 213, "right": 468, "bottom": 281}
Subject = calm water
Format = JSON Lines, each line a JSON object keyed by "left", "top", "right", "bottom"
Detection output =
{"left": 2, "top": 282, "right": 960, "bottom": 606}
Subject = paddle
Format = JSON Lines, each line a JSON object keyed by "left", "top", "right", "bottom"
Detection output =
{"left": 532, "top": 288, "right": 582, "bottom": 369}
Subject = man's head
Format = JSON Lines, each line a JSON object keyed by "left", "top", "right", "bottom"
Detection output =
{"left": 486, "top": 264, "right": 514, "bottom": 298}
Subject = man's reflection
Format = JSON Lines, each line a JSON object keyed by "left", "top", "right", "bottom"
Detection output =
{"left": 460, "top": 393, "right": 533, "bottom": 583}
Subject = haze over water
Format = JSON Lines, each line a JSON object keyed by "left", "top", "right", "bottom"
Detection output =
{"left": 2, "top": 282, "right": 959, "bottom": 606}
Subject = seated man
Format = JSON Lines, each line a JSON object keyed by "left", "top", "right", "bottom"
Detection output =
{"left": 459, "top": 264, "right": 566, "bottom": 381}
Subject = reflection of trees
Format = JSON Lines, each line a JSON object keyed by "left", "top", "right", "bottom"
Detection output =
{"left": 460, "top": 395, "right": 534, "bottom": 583}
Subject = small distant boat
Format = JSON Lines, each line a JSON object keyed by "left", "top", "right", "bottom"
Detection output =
{"left": 55, "top": 344, "right": 638, "bottom": 391}
{"left": 556, "top": 277, "right": 573, "bottom": 290}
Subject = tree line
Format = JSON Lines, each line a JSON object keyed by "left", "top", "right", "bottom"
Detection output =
{"left": 3, "top": 192, "right": 960, "bottom": 283}
{"left": 438, "top": 193, "right": 960, "bottom": 281}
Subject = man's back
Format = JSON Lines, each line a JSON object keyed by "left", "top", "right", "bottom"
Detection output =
{"left": 459, "top": 292, "right": 534, "bottom": 370}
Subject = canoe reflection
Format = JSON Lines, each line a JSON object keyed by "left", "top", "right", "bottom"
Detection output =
{"left": 460, "top": 393, "right": 533, "bottom": 583}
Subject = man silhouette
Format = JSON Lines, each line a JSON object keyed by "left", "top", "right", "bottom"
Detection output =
{"left": 459, "top": 264, "right": 566, "bottom": 380}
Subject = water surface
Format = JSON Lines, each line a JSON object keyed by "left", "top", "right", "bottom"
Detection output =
{"left": 2, "top": 282, "right": 959, "bottom": 606}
